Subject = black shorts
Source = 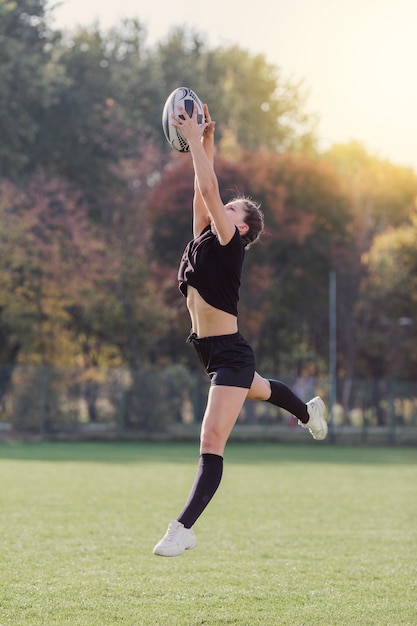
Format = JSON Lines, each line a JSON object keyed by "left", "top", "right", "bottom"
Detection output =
{"left": 187, "top": 331, "right": 255, "bottom": 389}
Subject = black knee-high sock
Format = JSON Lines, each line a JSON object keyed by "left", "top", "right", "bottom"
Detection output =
{"left": 266, "top": 379, "right": 309, "bottom": 423}
{"left": 177, "top": 453, "right": 223, "bottom": 529}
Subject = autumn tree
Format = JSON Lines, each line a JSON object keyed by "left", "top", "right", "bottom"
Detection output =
{"left": 148, "top": 150, "right": 353, "bottom": 375}
{"left": 357, "top": 219, "right": 417, "bottom": 380}
{"left": 323, "top": 142, "right": 417, "bottom": 383}
{"left": 238, "top": 151, "right": 352, "bottom": 375}
{"left": 0, "top": 156, "right": 173, "bottom": 420}
{"left": 0, "top": 173, "right": 108, "bottom": 367}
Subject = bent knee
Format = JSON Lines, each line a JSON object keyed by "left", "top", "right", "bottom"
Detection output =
{"left": 247, "top": 374, "right": 271, "bottom": 401}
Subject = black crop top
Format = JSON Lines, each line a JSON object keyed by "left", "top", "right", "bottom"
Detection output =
{"left": 178, "top": 225, "right": 245, "bottom": 317}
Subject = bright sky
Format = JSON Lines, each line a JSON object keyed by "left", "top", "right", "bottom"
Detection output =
{"left": 49, "top": 0, "right": 417, "bottom": 172}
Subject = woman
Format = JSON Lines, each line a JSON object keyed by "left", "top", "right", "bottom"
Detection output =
{"left": 153, "top": 103, "right": 327, "bottom": 557}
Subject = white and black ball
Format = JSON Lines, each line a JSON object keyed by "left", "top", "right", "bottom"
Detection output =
{"left": 162, "top": 87, "right": 204, "bottom": 152}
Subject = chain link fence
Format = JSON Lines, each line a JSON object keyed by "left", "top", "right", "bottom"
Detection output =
{"left": 0, "top": 365, "right": 416, "bottom": 444}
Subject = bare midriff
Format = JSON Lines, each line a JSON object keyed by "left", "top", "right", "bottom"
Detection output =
{"left": 186, "top": 285, "right": 238, "bottom": 338}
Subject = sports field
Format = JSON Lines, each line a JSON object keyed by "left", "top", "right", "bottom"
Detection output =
{"left": 0, "top": 442, "right": 416, "bottom": 626}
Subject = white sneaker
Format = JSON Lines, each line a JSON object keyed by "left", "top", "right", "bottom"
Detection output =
{"left": 299, "top": 396, "right": 328, "bottom": 440}
{"left": 153, "top": 520, "right": 197, "bottom": 557}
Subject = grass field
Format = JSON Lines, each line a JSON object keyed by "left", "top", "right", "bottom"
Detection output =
{"left": 0, "top": 442, "right": 416, "bottom": 626}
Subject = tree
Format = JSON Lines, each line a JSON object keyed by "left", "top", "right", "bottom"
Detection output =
{"left": 0, "top": 0, "right": 59, "bottom": 180}
{"left": 0, "top": 173, "right": 106, "bottom": 367}
{"left": 152, "top": 28, "right": 317, "bottom": 154}
{"left": 357, "top": 219, "right": 417, "bottom": 380}
{"left": 209, "top": 45, "right": 317, "bottom": 154}
{"left": 238, "top": 151, "right": 352, "bottom": 375}
{"left": 148, "top": 149, "right": 353, "bottom": 374}
{"left": 0, "top": 163, "right": 173, "bottom": 418}
{"left": 33, "top": 26, "right": 124, "bottom": 205}
{"left": 323, "top": 142, "right": 417, "bottom": 382}
{"left": 324, "top": 141, "right": 417, "bottom": 241}
{"left": 2, "top": 11, "right": 319, "bottom": 216}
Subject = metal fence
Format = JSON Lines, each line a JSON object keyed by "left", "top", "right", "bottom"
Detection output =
{"left": 0, "top": 365, "right": 416, "bottom": 444}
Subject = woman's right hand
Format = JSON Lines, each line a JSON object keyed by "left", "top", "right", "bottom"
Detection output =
{"left": 202, "top": 103, "right": 216, "bottom": 140}
{"left": 171, "top": 105, "right": 207, "bottom": 145}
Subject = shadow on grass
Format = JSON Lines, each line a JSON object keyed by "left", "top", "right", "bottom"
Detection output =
{"left": 0, "top": 441, "right": 416, "bottom": 466}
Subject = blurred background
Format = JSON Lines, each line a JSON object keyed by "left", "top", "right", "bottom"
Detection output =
{"left": 0, "top": 0, "right": 416, "bottom": 442}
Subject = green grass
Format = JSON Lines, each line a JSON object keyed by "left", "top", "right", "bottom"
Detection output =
{"left": 0, "top": 442, "right": 416, "bottom": 626}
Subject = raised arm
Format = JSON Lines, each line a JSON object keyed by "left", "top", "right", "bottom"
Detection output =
{"left": 193, "top": 104, "right": 215, "bottom": 237}
{"left": 173, "top": 104, "right": 235, "bottom": 245}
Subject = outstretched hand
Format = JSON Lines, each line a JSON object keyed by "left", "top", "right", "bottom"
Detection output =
{"left": 202, "top": 103, "right": 215, "bottom": 139}
{"left": 171, "top": 104, "right": 209, "bottom": 144}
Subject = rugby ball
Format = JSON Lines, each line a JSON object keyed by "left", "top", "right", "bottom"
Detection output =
{"left": 162, "top": 87, "right": 204, "bottom": 152}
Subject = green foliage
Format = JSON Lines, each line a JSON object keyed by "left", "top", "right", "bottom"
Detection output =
{"left": 32, "top": 28, "right": 125, "bottom": 203}
{"left": 0, "top": 0, "right": 59, "bottom": 179}
{"left": 122, "top": 364, "right": 194, "bottom": 431}
{"left": 209, "top": 45, "right": 317, "bottom": 152}
{"left": 151, "top": 28, "right": 317, "bottom": 153}
{"left": 325, "top": 141, "right": 417, "bottom": 235}
{"left": 323, "top": 143, "right": 417, "bottom": 381}
{"left": 2, "top": 15, "right": 318, "bottom": 188}
{"left": 358, "top": 222, "right": 417, "bottom": 379}
{"left": 9, "top": 365, "right": 82, "bottom": 432}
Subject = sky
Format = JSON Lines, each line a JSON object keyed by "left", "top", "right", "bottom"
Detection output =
{"left": 48, "top": 0, "right": 417, "bottom": 172}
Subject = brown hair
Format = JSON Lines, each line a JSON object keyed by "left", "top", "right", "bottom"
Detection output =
{"left": 233, "top": 196, "right": 264, "bottom": 249}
